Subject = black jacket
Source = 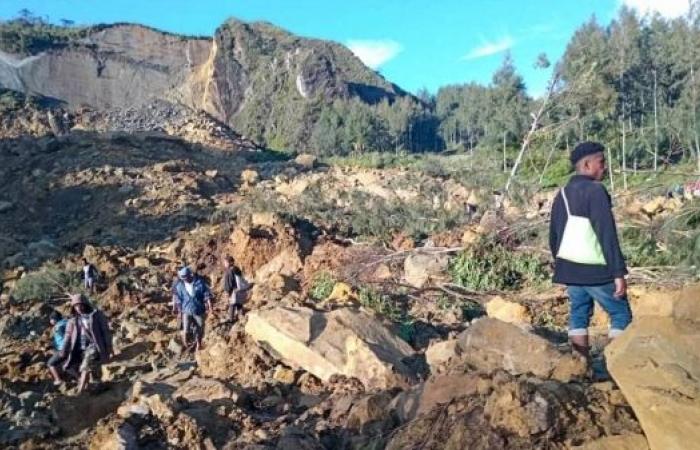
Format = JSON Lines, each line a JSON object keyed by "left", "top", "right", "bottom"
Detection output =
{"left": 80, "top": 264, "right": 99, "bottom": 280}
{"left": 549, "top": 175, "right": 627, "bottom": 285}
{"left": 222, "top": 268, "right": 239, "bottom": 295}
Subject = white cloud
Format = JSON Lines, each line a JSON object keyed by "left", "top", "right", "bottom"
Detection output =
{"left": 346, "top": 40, "right": 402, "bottom": 69}
{"left": 621, "top": 0, "right": 690, "bottom": 18}
{"left": 462, "top": 36, "right": 514, "bottom": 61}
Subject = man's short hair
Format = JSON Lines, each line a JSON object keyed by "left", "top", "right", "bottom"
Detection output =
{"left": 49, "top": 310, "right": 62, "bottom": 322}
{"left": 571, "top": 141, "right": 605, "bottom": 166}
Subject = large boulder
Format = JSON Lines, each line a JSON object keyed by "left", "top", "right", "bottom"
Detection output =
{"left": 391, "top": 373, "right": 482, "bottom": 422}
{"left": 424, "top": 338, "right": 461, "bottom": 372}
{"left": 454, "top": 318, "right": 586, "bottom": 382}
{"left": 606, "top": 285, "right": 700, "bottom": 450}
{"left": 254, "top": 248, "right": 303, "bottom": 283}
{"left": 245, "top": 306, "right": 415, "bottom": 389}
{"left": 485, "top": 296, "right": 532, "bottom": 324}
{"left": 173, "top": 377, "right": 247, "bottom": 406}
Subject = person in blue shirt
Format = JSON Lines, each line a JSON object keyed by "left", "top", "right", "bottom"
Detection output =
{"left": 47, "top": 310, "right": 68, "bottom": 386}
{"left": 172, "top": 266, "right": 213, "bottom": 351}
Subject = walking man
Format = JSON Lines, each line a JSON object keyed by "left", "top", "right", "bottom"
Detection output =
{"left": 81, "top": 258, "right": 99, "bottom": 294}
{"left": 222, "top": 256, "right": 250, "bottom": 322}
{"left": 549, "top": 141, "right": 632, "bottom": 359}
{"left": 61, "top": 294, "right": 113, "bottom": 393}
{"left": 172, "top": 267, "right": 213, "bottom": 351}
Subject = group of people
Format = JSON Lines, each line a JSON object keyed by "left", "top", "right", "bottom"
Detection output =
{"left": 46, "top": 141, "right": 633, "bottom": 390}
{"left": 47, "top": 255, "right": 251, "bottom": 391}
{"left": 169, "top": 256, "right": 250, "bottom": 351}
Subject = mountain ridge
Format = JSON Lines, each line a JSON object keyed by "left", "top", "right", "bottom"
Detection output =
{"left": 0, "top": 18, "right": 408, "bottom": 150}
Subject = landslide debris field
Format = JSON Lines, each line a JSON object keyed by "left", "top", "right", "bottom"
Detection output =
{"left": 1, "top": 109, "right": 699, "bottom": 450}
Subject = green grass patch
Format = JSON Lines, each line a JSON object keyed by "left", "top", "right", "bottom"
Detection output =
{"left": 309, "top": 271, "right": 336, "bottom": 301}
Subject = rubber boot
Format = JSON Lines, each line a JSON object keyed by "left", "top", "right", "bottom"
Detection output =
{"left": 570, "top": 334, "right": 590, "bottom": 359}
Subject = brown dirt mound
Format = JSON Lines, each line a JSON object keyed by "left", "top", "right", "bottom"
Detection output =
{"left": 223, "top": 213, "right": 315, "bottom": 278}
{"left": 386, "top": 370, "right": 641, "bottom": 450}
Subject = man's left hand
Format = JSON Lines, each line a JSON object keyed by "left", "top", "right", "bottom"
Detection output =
{"left": 613, "top": 277, "right": 627, "bottom": 298}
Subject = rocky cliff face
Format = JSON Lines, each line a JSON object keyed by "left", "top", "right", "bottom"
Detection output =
{"left": 0, "top": 24, "right": 211, "bottom": 109}
{"left": 0, "top": 20, "right": 405, "bottom": 148}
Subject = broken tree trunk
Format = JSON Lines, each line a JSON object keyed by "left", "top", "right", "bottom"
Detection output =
{"left": 504, "top": 72, "right": 560, "bottom": 195}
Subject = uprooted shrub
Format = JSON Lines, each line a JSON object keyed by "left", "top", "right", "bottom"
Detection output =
{"left": 11, "top": 263, "right": 81, "bottom": 302}
{"left": 450, "top": 237, "right": 549, "bottom": 291}
{"left": 622, "top": 204, "right": 700, "bottom": 269}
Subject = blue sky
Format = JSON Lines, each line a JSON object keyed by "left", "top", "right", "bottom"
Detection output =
{"left": 0, "top": 0, "right": 691, "bottom": 96}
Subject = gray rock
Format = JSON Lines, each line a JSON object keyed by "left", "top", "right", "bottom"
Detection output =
{"left": 454, "top": 318, "right": 586, "bottom": 382}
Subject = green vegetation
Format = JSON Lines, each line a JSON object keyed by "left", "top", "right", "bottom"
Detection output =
{"left": 242, "top": 148, "right": 292, "bottom": 163}
{"left": 0, "top": 11, "right": 208, "bottom": 55}
{"left": 357, "top": 286, "right": 416, "bottom": 343}
{"left": 228, "top": 179, "right": 470, "bottom": 243}
{"left": 450, "top": 237, "right": 549, "bottom": 291}
{"left": 357, "top": 286, "right": 404, "bottom": 322}
{"left": 211, "top": 19, "right": 437, "bottom": 155}
{"left": 0, "top": 17, "right": 93, "bottom": 54}
{"left": 0, "top": 89, "right": 27, "bottom": 112}
{"left": 309, "top": 271, "right": 336, "bottom": 301}
{"left": 8, "top": 6, "right": 700, "bottom": 176}
{"left": 0, "top": 88, "right": 52, "bottom": 113}
{"left": 11, "top": 264, "right": 82, "bottom": 302}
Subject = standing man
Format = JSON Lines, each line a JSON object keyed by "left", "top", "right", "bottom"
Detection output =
{"left": 222, "top": 256, "right": 250, "bottom": 322}
{"left": 173, "top": 267, "right": 213, "bottom": 351}
{"left": 81, "top": 258, "right": 99, "bottom": 294}
{"left": 549, "top": 141, "right": 632, "bottom": 359}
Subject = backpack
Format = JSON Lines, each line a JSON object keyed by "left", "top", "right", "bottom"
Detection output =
{"left": 235, "top": 273, "right": 250, "bottom": 291}
{"left": 556, "top": 188, "right": 606, "bottom": 265}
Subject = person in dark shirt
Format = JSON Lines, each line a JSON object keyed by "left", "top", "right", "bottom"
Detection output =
{"left": 549, "top": 141, "right": 632, "bottom": 359}
{"left": 222, "top": 256, "right": 249, "bottom": 322}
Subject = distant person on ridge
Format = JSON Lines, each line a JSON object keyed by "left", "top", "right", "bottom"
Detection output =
{"left": 80, "top": 258, "right": 99, "bottom": 294}
{"left": 47, "top": 310, "right": 69, "bottom": 386}
{"left": 222, "top": 256, "right": 250, "bottom": 322}
{"left": 173, "top": 266, "right": 213, "bottom": 351}
{"left": 61, "top": 294, "right": 113, "bottom": 393}
{"left": 549, "top": 141, "right": 632, "bottom": 359}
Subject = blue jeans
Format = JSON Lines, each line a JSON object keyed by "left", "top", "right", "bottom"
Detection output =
{"left": 566, "top": 282, "right": 632, "bottom": 337}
